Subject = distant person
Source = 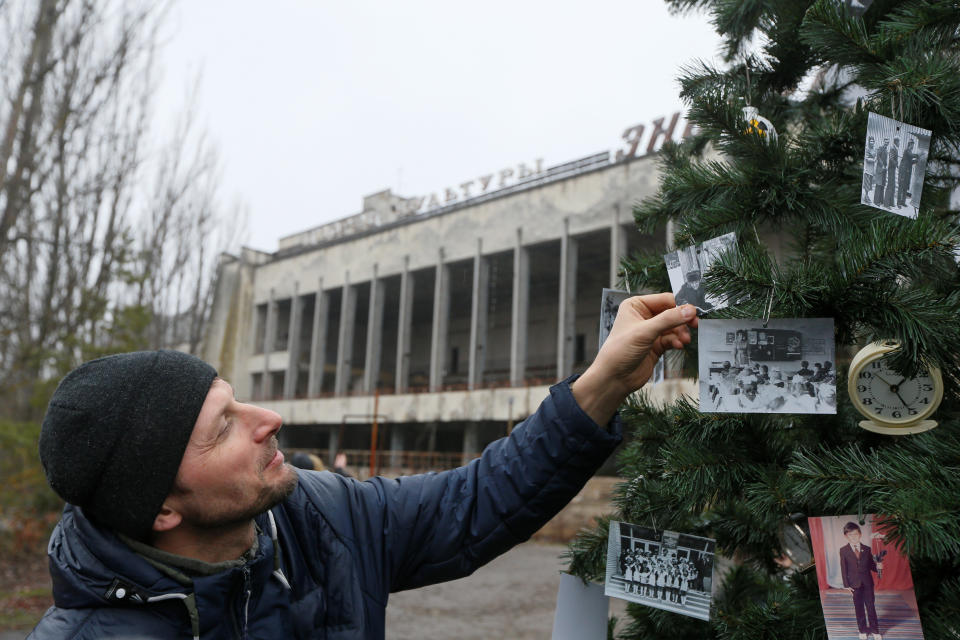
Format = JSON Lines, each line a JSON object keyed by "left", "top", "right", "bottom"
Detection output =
{"left": 333, "top": 451, "right": 352, "bottom": 478}
{"left": 289, "top": 452, "right": 316, "bottom": 470}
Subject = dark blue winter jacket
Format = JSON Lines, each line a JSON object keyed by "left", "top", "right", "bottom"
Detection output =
{"left": 28, "top": 377, "right": 621, "bottom": 639}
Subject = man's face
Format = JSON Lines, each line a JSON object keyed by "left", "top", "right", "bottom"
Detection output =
{"left": 845, "top": 530, "right": 862, "bottom": 546}
{"left": 166, "top": 379, "right": 298, "bottom": 529}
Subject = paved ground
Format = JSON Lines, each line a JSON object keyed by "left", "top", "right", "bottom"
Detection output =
{"left": 386, "top": 541, "right": 626, "bottom": 640}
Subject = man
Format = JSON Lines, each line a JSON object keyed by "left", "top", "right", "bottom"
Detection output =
{"left": 839, "top": 521, "right": 883, "bottom": 640}
{"left": 862, "top": 136, "right": 876, "bottom": 204}
{"left": 29, "top": 293, "right": 698, "bottom": 639}
{"left": 896, "top": 137, "right": 918, "bottom": 208}
{"left": 873, "top": 138, "right": 888, "bottom": 205}
{"left": 883, "top": 137, "right": 899, "bottom": 208}
{"left": 675, "top": 269, "right": 712, "bottom": 312}
{"left": 796, "top": 360, "right": 813, "bottom": 378}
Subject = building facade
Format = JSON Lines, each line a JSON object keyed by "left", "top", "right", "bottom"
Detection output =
{"left": 202, "top": 123, "right": 697, "bottom": 471}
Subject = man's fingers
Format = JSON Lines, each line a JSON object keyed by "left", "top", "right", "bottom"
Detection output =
{"left": 640, "top": 303, "right": 698, "bottom": 339}
{"left": 623, "top": 292, "right": 677, "bottom": 318}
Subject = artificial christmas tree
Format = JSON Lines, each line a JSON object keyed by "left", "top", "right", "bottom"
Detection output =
{"left": 566, "top": 1, "right": 960, "bottom": 638}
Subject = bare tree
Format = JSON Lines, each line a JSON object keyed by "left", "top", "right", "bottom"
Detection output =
{"left": 0, "top": 0, "right": 239, "bottom": 420}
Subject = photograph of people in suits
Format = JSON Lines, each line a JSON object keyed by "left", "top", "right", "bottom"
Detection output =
{"left": 861, "top": 113, "right": 931, "bottom": 220}
{"left": 810, "top": 514, "right": 925, "bottom": 640}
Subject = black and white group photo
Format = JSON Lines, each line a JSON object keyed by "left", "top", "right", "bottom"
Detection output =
{"left": 699, "top": 318, "right": 837, "bottom": 414}
{"left": 664, "top": 232, "right": 738, "bottom": 314}
{"left": 604, "top": 521, "right": 715, "bottom": 621}
{"left": 861, "top": 112, "right": 931, "bottom": 219}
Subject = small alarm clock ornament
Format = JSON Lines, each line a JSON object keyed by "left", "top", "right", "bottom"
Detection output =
{"left": 847, "top": 340, "right": 944, "bottom": 435}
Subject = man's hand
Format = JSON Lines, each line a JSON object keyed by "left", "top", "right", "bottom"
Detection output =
{"left": 571, "top": 293, "right": 697, "bottom": 425}
{"left": 846, "top": 587, "right": 855, "bottom": 594}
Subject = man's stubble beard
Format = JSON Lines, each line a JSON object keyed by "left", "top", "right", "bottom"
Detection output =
{"left": 181, "top": 465, "right": 299, "bottom": 530}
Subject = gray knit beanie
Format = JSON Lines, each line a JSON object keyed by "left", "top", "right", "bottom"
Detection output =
{"left": 39, "top": 350, "right": 217, "bottom": 540}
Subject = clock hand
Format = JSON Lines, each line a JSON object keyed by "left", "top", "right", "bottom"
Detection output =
{"left": 872, "top": 373, "right": 894, "bottom": 386}
{"left": 894, "top": 389, "right": 910, "bottom": 408}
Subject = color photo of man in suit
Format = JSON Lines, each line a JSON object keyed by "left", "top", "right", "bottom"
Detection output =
{"left": 840, "top": 522, "right": 883, "bottom": 640}
{"left": 809, "top": 514, "right": 925, "bottom": 640}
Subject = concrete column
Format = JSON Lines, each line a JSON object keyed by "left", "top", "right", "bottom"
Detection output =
{"left": 468, "top": 239, "right": 489, "bottom": 390}
{"left": 461, "top": 422, "right": 479, "bottom": 466}
{"left": 389, "top": 424, "right": 404, "bottom": 469}
{"left": 307, "top": 278, "right": 328, "bottom": 396}
{"left": 429, "top": 248, "right": 450, "bottom": 392}
{"left": 611, "top": 204, "right": 628, "bottom": 288}
{"left": 284, "top": 282, "right": 302, "bottom": 398}
{"left": 395, "top": 257, "right": 414, "bottom": 394}
{"left": 510, "top": 229, "right": 530, "bottom": 387}
{"left": 262, "top": 289, "right": 276, "bottom": 398}
{"left": 363, "top": 265, "right": 386, "bottom": 394}
{"left": 335, "top": 274, "right": 358, "bottom": 396}
{"left": 557, "top": 218, "right": 578, "bottom": 378}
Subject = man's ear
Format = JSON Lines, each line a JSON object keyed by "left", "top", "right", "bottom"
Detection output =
{"left": 152, "top": 502, "right": 183, "bottom": 533}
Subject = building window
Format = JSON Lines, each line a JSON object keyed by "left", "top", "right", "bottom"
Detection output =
{"left": 254, "top": 304, "right": 268, "bottom": 354}
{"left": 575, "top": 333, "right": 585, "bottom": 365}
{"left": 251, "top": 372, "right": 263, "bottom": 400}
{"left": 274, "top": 299, "right": 291, "bottom": 351}
{"left": 450, "top": 347, "right": 459, "bottom": 374}
{"left": 270, "top": 371, "right": 286, "bottom": 399}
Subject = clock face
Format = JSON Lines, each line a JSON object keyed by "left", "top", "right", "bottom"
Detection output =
{"left": 853, "top": 356, "right": 938, "bottom": 424}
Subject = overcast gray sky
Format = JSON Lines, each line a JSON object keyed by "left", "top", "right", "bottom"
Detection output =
{"left": 156, "top": 2, "right": 722, "bottom": 252}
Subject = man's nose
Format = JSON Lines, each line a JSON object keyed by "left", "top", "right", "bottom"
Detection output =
{"left": 249, "top": 404, "right": 283, "bottom": 442}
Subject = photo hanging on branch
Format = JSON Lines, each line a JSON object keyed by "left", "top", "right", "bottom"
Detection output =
{"left": 599, "top": 289, "right": 664, "bottom": 386}
{"left": 663, "top": 232, "right": 738, "bottom": 315}
{"left": 604, "top": 520, "right": 715, "bottom": 621}
{"left": 862, "top": 112, "right": 932, "bottom": 219}
{"left": 809, "top": 514, "right": 924, "bottom": 640}
{"left": 698, "top": 318, "right": 837, "bottom": 414}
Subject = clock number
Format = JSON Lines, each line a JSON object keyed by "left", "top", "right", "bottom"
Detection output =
{"left": 908, "top": 408, "right": 918, "bottom": 416}
{"left": 862, "top": 398, "right": 873, "bottom": 405}
{"left": 874, "top": 407, "right": 883, "bottom": 415}
{"left": 857, "top": 385, "right": 867, "bottom": 393}
{"left": 920, "top": 397, "right": 930, "bottom": 405}
{"left": 922, "top": 384, "right": 933, "bottom": 392}
{"left": 859, "top": 372, "right": 872, "bottom": 379}
{"left": 892, "top": 410, "right": 902, "bottom": 419}
{"left": 870, "top": 361, "right": 882, "bottom": 368}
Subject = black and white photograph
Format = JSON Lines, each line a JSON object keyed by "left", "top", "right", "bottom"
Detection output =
{"left": 861, "top": 112, "right": 931, "bottom": 219}
{"left": 599, "top": 288, "right": 632, "bottom": 347}
{"left": 841, "top": 0, "right": 874, "bottom": 17}
{"left": 604, "top": 521, "right": 715, "bottom": 621}
{"left": 698, "top": 318, "right": 837, "bottom": 414}
{"left": 664, "top": 232, "right": 738, "bottom": 315}
{"left": 599, "top": 289, "right": 664, "bottom": 386}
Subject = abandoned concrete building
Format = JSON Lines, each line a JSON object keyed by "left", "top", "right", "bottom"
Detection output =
{"left": 201, "top": 117, "right": 696, "bottom": 475}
